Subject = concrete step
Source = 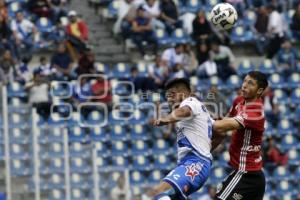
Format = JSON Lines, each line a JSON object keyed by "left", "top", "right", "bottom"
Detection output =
{"left": 95, "top": 53, "right": 130, "bottom": 63}
{"left": 94, "top": 44, "right": 124, "bottom": 54}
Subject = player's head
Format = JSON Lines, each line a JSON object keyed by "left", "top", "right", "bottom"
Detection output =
{"left": 165, "top": 78, "right": 191, "bottom": 108}
{"left": 242, "top": 71, "right": 268, "bottom": 100}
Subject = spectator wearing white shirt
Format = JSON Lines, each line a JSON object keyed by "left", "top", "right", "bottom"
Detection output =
{"left": 11, "top": 11, "right": 38, "bottom": 58}
{"left": 142, "top": 0, "right": 164, "bottom": 29}
{"left": 110, "top": 175, "right": 132, "bottom": 200}
{"left": 266, "top": 4, "right": 285, "bottom": 58}
{"left": 197, "top": 186, "right": 216, "bottom": 200}
{"left": 161, "top": 43, "right": 184, "bottom": 70}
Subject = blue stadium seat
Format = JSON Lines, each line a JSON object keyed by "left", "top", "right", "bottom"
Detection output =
{"left": 9, "top": 113, "right": 26, "bottom": 128}
{"left": 111, "top": 125, "right": 127, "bottom": 141}
{"left": 237, "top": 59, "right": 255, "bottom": 75}
{"left": 51, "top": 81, "right": 72, "bottom": 98}
{"left": 130, "top": 171, "right": 145, "bottom": 185}
{"left": 288, "top": 149, "right": 300, "bottom": 166}
{"left": 95, "top": 157, "right": 109, "bottom": 172}
{"left": 90, "top": 127, "right": 108, "bottom": 142}
{"left": 49, "top": 143, "right": 64, "bottom": 158}
{"left": 36, "top": 17, "right": 54, "bottom": 34}
{"left": 10, "top": 159, "right": 30, "bottom": 176}
{"left": 153, "top": 155, "right": 171, "bottom": 170}
{"left": 171, "top": 28, "right": 189, "bottom": 44}
{"left": 130, "top": 110, "right": 147, "bottom": 124}
{"left": 71, "top": 189, "right": 86, "bottom": 200}
{"left": 295, "top": 107, "right": 300, "bottom": 122}
{"left": 48, "top": 113, "right": 66, "bottom": 126}
{"left": 265, "top": 122, "right": 275, "bottom": 136}
{"left": 48, "top": 158, "right": 65, "bottom": 174}
{"left": 287, "top": 73, "right": 300, "bottom": 89}
{"left": 269, "top": 73, "right": 286, "bottom": 89}
{"left": 107, "top": 0, "right": 119, "bottom": 18}
{"left": 290, "top": 88, "right": 300, "bottom": 104}
{"left": 152, "top": 139, "right": 170, "bottom": 154}
{"left": 10, "top": 128, "right": 28, "bottom": 144}
{"left": 281, "top": 134, "right": 298, "bottom": 149}
{"left": 277, "top": 105, "right": 293, "bottom": 120}
{"left": 132, "top": 155, "right": 151, "bottom": 171}
{"left": 131, "top": 140, "right": 150, "bottom": 156}
{"left": 205, "top": 0, "right": 220, "bottom": 9}
{"left": 70, "top": 173, "right": 88, "bottom": 189}
{"left": 209, "top": 76, "right": 225, "bottom": 90}
{"left": 243, "top": 10, "right": 256, "bottom": 26}
{"left": 111, "top": 79, "right": 131, "bottom": 96}
{"left": 130, "top": 124, "right": 148, "bottom": 140}
{"left": 210, "top": 167, "right": 226, "bottom": 184}
{"left": 273, "top": 89, "right": 289, "bottom": 104}
{"left": 48, "top": 174, "right": 65, "bottom": 189}
{"left": 155, "top": 29, "right": 170, "bottom": 45}
{"left": 258, "top": 59, "right": 276, "bottom": 74}
{"left": 277, "top": 119, "right": 296, "bottom": 135}
{"left": 48, "top": 127, "right": 64, "bottom": 143}
{"left": 69, "top": 142, "right": 90, "bottom": 158}
{"left": 148, "top": 170, "right": 164, "bottom": 185}
{"left": 112, "top": 63, "right": 131, "bottom": 79}
{"left": 272, "top": 166, "right": 290, "bottom": 181}
{"left": 70, "top": 158, "right": 91, "bottom": 174}
{"left": 94, "top": 141, "right": 110, "bottom": 158}
{"left": 7, "top": 82, "right": 26, "bottom": 98}
{"left": 8, "top": 2, "right": 21, "bottom": 17}
{"left": 94, "top": 62, "right": 110, "bottom": 74}
{"left": 226, "top": 75, "right": 242, "bottom": 90}
{"left": 111, "top": 141, "right": 129, "bottom": 156}
{"left": 68, "top": 127, "right": 87, "bottom": 142}
{"left": 111, "top": 156, "right": 129, "bottom": 170}
{"left": 231, "top": 26, "right": 255, "bottom": 43}
{"left": 275, "top": 180, "right": 294, "bottom": 195}
{"left": 10, "top": 144, "right": 29, "bottom": 159}
{"left": 185, "top": 0, "right": 201, "bottom": 13}
{"left": 27, "top": 176, "right": 48, "bottom": 191}
{"left": 86, "top": 110, "right": 105, "bottom": 126}
{"left": 49, "top": 189, "right": 65, "bottom": 200}
{"left": 218, "top": 151, "right": 230, "bottom": 167}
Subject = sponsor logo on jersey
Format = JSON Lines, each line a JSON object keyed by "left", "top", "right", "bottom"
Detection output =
{"left": 232, "top": 193, "right": 243, "bottom": 200}
{"left": 185, "top": 163, "right": 203, "bottom": 181}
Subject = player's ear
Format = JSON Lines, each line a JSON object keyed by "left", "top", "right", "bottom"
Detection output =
{"left": 257, "top": 88, "right": 264, "bottom": 97}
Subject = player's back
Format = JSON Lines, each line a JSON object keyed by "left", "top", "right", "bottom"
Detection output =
{"left": 228, "top": 96, "right": 265, "bottom": 172}
{"left": 176, "top": 97, "right": 213, "bottom": 162}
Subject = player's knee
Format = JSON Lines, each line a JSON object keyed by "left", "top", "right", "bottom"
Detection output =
{"left": 153, "top": 194, "right": 171, "bottom": 200}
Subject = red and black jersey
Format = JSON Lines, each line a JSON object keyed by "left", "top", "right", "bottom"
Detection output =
{"left": 228, "top": 96, "right": 265, "bottom": 172}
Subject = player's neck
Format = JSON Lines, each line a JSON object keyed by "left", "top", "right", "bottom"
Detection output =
{"left": 244, "top": 96, "right": 259, "bottom": 104}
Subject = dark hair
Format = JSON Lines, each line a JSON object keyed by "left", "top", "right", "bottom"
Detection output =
{"left": 165, "top": 78, "right": 191, "bottom": 92}
{"left": 247, "top": 71, "right": 268, "bottom": 90}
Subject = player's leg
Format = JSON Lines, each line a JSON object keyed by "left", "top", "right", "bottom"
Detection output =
{"left": 146, "top": 181, "right": 177, "bottom": 200}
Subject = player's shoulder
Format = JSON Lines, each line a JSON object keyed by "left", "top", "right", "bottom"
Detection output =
{"left": 233, "top": 96, "right": 244, "bottom": 105}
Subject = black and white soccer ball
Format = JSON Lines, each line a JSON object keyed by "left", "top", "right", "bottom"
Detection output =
{"left": 210, "top": 3, "right": 238, "bottom": 30}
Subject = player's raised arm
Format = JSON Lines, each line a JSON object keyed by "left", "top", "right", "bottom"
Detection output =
{"left": 150, "top": 105, "right": 192, "bottom": 126}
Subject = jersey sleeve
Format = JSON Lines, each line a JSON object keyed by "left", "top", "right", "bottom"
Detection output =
{"left": 180, "top": 97, "right": 200, "bottom": 115}
{"left": 233, "top": 103, "right": 264, "bottom": 129}
{"left": 228, "top": 96, "right": 241, "bottom": 117}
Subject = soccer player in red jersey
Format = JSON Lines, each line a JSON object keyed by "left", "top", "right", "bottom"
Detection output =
{"left": 211, "top": 71, "right": 268, "bottom": 200}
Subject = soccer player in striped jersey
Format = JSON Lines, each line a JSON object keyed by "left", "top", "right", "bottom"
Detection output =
{"left": 212, "top": 71, "right": 268, "bottom": 200}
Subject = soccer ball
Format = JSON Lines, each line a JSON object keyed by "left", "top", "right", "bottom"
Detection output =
{"left": 210, "top": 3, "right": 238, "bottom": 30}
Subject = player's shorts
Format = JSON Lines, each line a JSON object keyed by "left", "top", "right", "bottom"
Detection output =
{"left": 215, "top": 169, "right": 265, "bottom": 200}
{"left": 162, "top": 152, "right": 212, "bottom": 200}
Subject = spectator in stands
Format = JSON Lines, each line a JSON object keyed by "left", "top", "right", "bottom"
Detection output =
{"left": 131, "top": 66, "right": 156, "bottom": 91}
{"left": 0, "top": 0, "right": 8, "bottom": 21}
{"left": 25, "top": 70, "right": 51, "bottom": 120}
{"left": 66, "top": 10, "right": 89, "bottom": 53}
{"left": 159, "top": 0, "right": 181, "bottom": 35}
{"left": 0, "top": 50, "right": 15, "bottom": 84}
{"left": 263, "top": 87, "right": 279, "bottom": 127}
{"left": 72, "top": 77, "right": 91, "bottom": 110}
{"left": 0, "top": 15, "right": 15, "bottom": 57}
{"left": 276, "top": 39, "right": 300, "bottom": 77}
{"left": 131, "top": 6, "right": 158, "bottom": 60}
{"left": 196, "top": 40, "right": 210, "bottom": 65}
{"left": 263, "top": 136, "right": 288, "bottom": 167}
{"left": 142, "top": 0, "right": 164, "bottom": 29}
{"left": 254, "top": 6, "right": 269, "bottom": 55}
{"left": 114, "top": 0, "right": 136, "bottom": 36}
{"left": 291, "top": 4, "right": 300, "bottom": 40}
{"left": 148, "top": 55, "right": 169, "bottom": 89}
{"left": 75, "top": 49, "right": 96, "bottom": 76}
{"left": 198, "top": 185, "right": 217, "bottom": 200}
{"left": 15, "top": 56, "right": 32, "bottom": 84}
{"left": 266, "top": 4, "right": 285, "bottom": 58}
{"left": 37, "top": 56, "right": 55, "bottom": 79}
{"left": 51, "top": 42, "right": 74, "bottom": 80}
{"left": 161, "top": 43, "right": 184, "bottom": 70}
{"left": 111, "top": 174, "right": 131, "bottom": 200}
{"left": 209, "top": 40, "right": 236, "bottom": 81}
{"left": 226, "top": 0, "right": 245, "bottom": 16}
{"left": 91, "top": 74, "right": 112, "bottom": 106}
{"left": 182, "top": 43, "right": 197, "bottom": 75}
{"left": 50, "top": 0, "right": 67, "bottom": 23}
{"left": 11, "top": 11, "right": 38, "bottom": 59}
{"left": 192, "top": 10, "right": 212, "bottom": 44}
{"left": 27, "top": 0, "right": 52, "bottom": 18}
{"left": 204, "top": 85, "right": 228, "bottom": 119}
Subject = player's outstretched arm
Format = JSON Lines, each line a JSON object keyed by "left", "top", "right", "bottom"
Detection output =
{"left": 149, "top": 106, "right": 192, "bottom": 126}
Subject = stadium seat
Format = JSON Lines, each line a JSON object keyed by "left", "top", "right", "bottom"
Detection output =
{"left": 48, "top": 113, "right": 66, "bottom": 126}
{"left": 258, "top": 59, "right": 276, "bottom": 74}
{"left": 226, "top": 75, "right": 242, "bottom": 90}
{"left": 70, "top": 173, "right": 88, "bottom": 189}
{"left": 130, "top": 110, "right": 147, "bottom": 124}
{"left": 210, "top": 167, "right": 226, "bottom": 184}
{"left": 70, "top": 142, "right": 90, "bottom": 158}
{"left": 49, "top": 189, "right": 65, "bottom": 200}
{"left": 94, "top": 141, "right": 110, "bottom": 158}
{"left": 185, "top": 0, "right": 201, "bottom": 13}
{"left": 9, "top": 113, "right": 26, "bottom": 128}
{"left": 277, "top": 119, "right": 296, "bottom": 135}
{"left": 10, "top": 128, "right": 28, "bottom": 144}
{"left": 209, "top": 76, "right": 225, "bottom": 90}
{"left": 130, "top": 171, "right": 145, "bottom": 185}
{"left": 95, "top": 157, "right": 109, "bottom": 172}
{"left": 290, "top": 88, "right": 300, "bottom": 104}
{"left": 94, "top": 62, "right": 110, "bottom": 74}
{"left": 295, "top": 106, "right": 300, "bottom": 122}
{"left": 171, "top": 28, "right": 189, "bottom": 44}
{"left": 71, "top": 189, "right": 85, "bottom": 200}
{"left": 136, "top": 62, "right": 148, "bottom": 77}
{"left": 155, "top": 29, "right": 170, "bottom": 45}
{"left": 205, "top": 0, "right": 220, "bottom": 9}
{"left": 243, "top": 10, "right": 256, "bottom": 26}
{"left": 269, "top": 73, "right": 286, "bottom": 89}
{"left": 112, "top": 156, "right": 129, "bottom": 170}
{"left": 288, "top": 149, "right": 300, "bottom": 166}
{"left": 112, "top": 63, "right": 131, "bottom": 79}
{"left": 49, "top": 143, "right": 64, "bottom": 158}
{"left": 277, "top": 105, "right": 293, "bottom": 120}
{"left": 111, "top": 141, "right": 129, "bottom": 156}
{"left": 48, "top": 158, "right": 65, "bottom": 174}
{"left": 36, "top": 17, "right": 54, "bottom": 34}
{"left": 10, "top": 144, "right": 29, "bottom": 159}
{"left": 86, "top": 110, "right": 105, "bottom": 126}
{"left": 70, "top": 158, "right": 91, "bottom": 174}
{"left": 48, "top": 174, "right": 65, "bottom": 189}
{"left": 68, "top": 127, "right": 87, "bottom": 142}
{"left": 153, "top": 155, "right": 171, "bottom": 170}
{"left": 237, "top": 59, "right": 255, "bottom": 75}
{"left": 231, "top": 26, "right": 254, "bottom": 43}
{"left": 111, "top": 125, "right": 127, "bottom": 141}
{"left": 10, "top": 159, "right": 30, "bottom": 176}
{"left": 287, "top": 73, "right": 300, "bottom": 89}
{"left": 148, "top": 170, "right": 164, "bottom": 185}
{"left": 47, "top": 127, "right": 65, "bottom": 143}
{"left": 281, "top": 134, "right": 298, "bottom": 148}
{"left": 275, "top": 180, "right": 294, "bottom": 195}
{"left": 7, "top": 82, "right": 26, "bottom": 98}
{"left": 132, "top": 155, "right": 151, "bottom": 171}
{"left": 90, "top": 127, "right": 108, "bottom": 142}
{"left": 130, "top": 124, "right": 148, "bottom": 140}
{"left": 272, "top": 166, "right": 290, "bottom": 181}
{"left": 8, "top": 2, "right": 21, "bottom": 17}
{"left": 152, "top": 139, "right": 170, "bottom": 154}
{"left": 273, "top": 89, "right": 289, "bottom": 104}
{"left": 51, "top": 81, "right": 72, "bottom": 98}
{"left": 131, "top": 140, "right": 150, "bottom": 156}
{"left": 107, "top": 0, "right": 119, "bottom": 18}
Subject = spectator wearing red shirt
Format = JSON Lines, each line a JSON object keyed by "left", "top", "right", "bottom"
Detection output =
{"left": 0, "top": 0, "right": 8, "bottom": 21}
{"left": 66, "top": 10, "right": 89, "bottom": 52}
{"left": 91, "top": 75, "right": 112, "bottom": 106}
{"left": 75, "top": 49, "right": 96, "bottom": 76}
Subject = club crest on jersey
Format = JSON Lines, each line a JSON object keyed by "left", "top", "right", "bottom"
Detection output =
{"left": 185, "top": 163, "right": 202, "bottom": 181}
